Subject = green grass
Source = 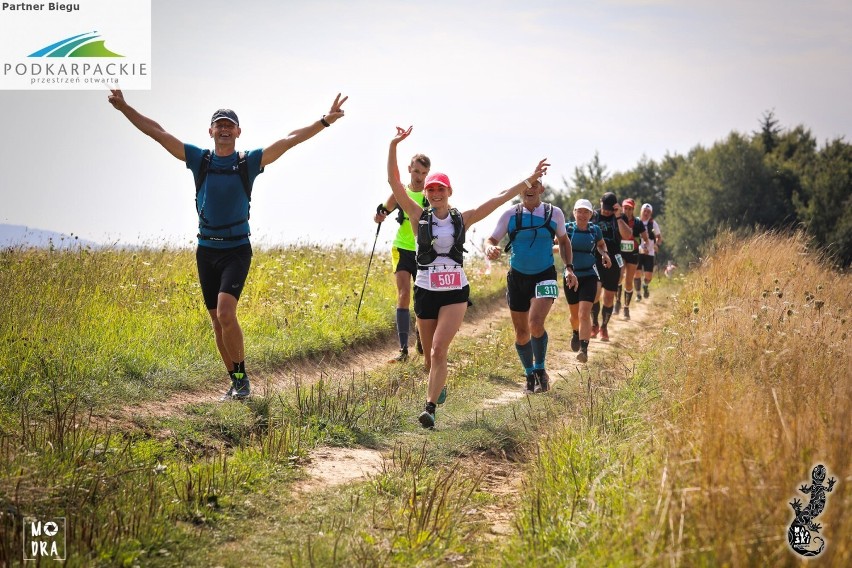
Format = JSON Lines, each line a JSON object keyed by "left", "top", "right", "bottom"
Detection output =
{"left": 0, "top": 243, "right": 506, "bottom": 565}
{"left": 3, "top": 233, "right": 846, "bottom": 566}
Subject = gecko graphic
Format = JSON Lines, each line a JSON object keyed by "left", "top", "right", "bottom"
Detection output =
{"left": 788, "top": 464, "right": 836, "bottom": 557}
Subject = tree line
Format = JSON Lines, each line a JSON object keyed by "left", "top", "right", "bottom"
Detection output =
{"left": 544, "top": 111, "right": 852, "bottom": 268}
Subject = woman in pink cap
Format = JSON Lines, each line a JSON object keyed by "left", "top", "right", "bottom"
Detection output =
{"left": 615, "top": 198, "right": 649, "bottom": 320}
{"left": 387, "top": 126, "right": 549, "bottom": 429}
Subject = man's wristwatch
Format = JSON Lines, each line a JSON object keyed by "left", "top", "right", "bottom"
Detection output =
{"left": 564, "top": 264, "right": 574, "bottom": 271}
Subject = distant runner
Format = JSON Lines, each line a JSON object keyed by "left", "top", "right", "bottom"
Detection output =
{"left": 615, "top": 198, "right": 649, "bottom": 320}
{"left": 590, "top": 192, "right": 633, "bottom": 341}
{"left": 387, "top": 125, "right": 549, "bottom": 429}
{"left": 637, "top": 203, "right": 662, "bottom": 300}
{"left": 563, "top": 199, "right": 609, "bottom": 363}
{"left": 485, "top": 180, "right": 575, "bottom": 394}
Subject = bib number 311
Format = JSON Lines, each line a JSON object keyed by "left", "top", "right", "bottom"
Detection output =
{"left": 535, "top": 280, "right": 559, "bottom": 299}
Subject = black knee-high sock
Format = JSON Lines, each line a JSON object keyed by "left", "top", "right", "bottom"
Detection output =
{"left": 592, "top": 302, "right": 600, "bottom": 326}
{"left": 634, "top": 277, "right": 642, "bottom": 292}
{"left": 625, "top": 290, "right": 633, "bottom": 307}
{"left": 616, "top": 284, "right": 622, "bottom": 304}
{"left": 602, "top": 305, "right": 614, "bottom": 327}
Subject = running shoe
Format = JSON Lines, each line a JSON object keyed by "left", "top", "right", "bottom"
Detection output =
{"left": 437, "top": 385, "right": 447, "bottom": 405}
{"left": 418, "top": 404, "right": 436, "bottom": 429}
{"left": 414, "top": 326, "right": 423, "bottom": 355}
{"left": 525, "top": 372, "right": 537, "bottom": 394}
{"left": 590, "top": 324, "right": 600, "bottom": 338}
{"left": 623, "top": 307, "right": 630, "bottom": 320}
{"left": 614, "top": 300, "right": 621, "bottom": 315}
{"left": 220, "top": 380, "right": 237, "bottom": 401}
{"left": 577, "top": 350, "right": 588, "bottom": 363}
{"left": 570, "top": 330, "right": 580, "bottom": 352}
{"left": 635, "top": 293, "right": 642, "bottom": 303}
{"left": 643, "top": 286, "right": 649, "bottom": 299}
{"left": 233, "top": 374, "right": 251, "bottom": 399}
{"left": 535, "top": 369, "right": 550, "bottom": 393}
{"left": 389, "top": 348, "right": 409, "bottom": 363}
{"left": 600, "top": 325, "right": 609, "bottom": 342}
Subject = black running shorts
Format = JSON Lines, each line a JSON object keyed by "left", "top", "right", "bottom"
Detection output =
{"left": 564, "top": 274, "right": 600, "bottom": 305}
{"left": 392, "top": 247, "right": 417, "bottom": 277}
{"left": 596, "top": 258, "right": 621, "bottom": 292}
{"left": 638, "top": 254, "right": 655, "bottom": 273}
{"left": 413, "top": 284, "right": 471, "bottom": 320}
{"left": 196, "top": 244, "right": 252, "bottom": 309}
{"left": 506, "top": 266, "right": 558, "bottom": 312}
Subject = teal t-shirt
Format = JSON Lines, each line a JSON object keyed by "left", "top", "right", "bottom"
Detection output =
{"left": 185, "top": 144, "right": 264, "bottom": 249}
{"left": 566, "top": 222, "right": 603, "bottom": 278}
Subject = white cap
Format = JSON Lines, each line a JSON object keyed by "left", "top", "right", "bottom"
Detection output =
{"left": 574, "top": 199, "right": 594, "bottom": 212}
{"left": 641, "top": 203, "right": 653, "bottom": 212}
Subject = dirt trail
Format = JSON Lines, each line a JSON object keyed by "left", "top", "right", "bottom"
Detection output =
{"left": 105, "top": 283, "right": 666, "bottom": 531}
{"left": 101, "top": 297, "right": 512, "bottom": 427}
{"left": 283, "top": 292, "right": 665, "bottom": 503}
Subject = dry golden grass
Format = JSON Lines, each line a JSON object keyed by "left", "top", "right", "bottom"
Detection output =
{"left": 653, "top": 231, "right": 850, "bottom": 566}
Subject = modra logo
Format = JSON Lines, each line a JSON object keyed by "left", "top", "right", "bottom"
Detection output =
{"left": 23, "top": 516, "right": 66, "bottom": 561}
{"left": 787, "top": 464, "right": 836, "bottom": 557}
{"left": 29, "top": 30, "right": 123, "bottom": 57}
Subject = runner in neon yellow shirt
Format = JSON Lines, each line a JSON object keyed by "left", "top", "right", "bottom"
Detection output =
{"left": 374, "top": 153, "right": 430, "bottom": 361}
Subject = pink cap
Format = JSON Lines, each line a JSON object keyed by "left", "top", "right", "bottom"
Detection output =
{"left": 622, "top": 198, "right": 636, "bottom": 208}
{"left": 425, "top": 172, "right": 451, "bottom": 189}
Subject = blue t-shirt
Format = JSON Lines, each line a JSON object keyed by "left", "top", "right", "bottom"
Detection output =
{"left": 566, "top": 221, "right": 603, "bottom": 278}
{"left": 490, "top": 204, "right": 567, "bottom": 274}
{"left": 185, "top": 144, "right": 264, "bottom": 249}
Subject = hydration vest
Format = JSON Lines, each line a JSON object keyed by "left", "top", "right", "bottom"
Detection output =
{"left": 397, "top": 192, "right": 429, "bottom": 224}
{"left": 416, "top": 207, "right": 466, "bottom": 266}
{"left": 504, "top": 202, "right": 555, "bottom": 252}
{"left": 194, "top": 150, "right": 259, "bottom": 241}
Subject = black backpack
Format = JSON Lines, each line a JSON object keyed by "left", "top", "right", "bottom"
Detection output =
{"left": 416, "top": 207, "right": 466, "bottom": 266}
{"left": 504, "top": 202, "right": 555, "bottom": 252}
{"left": 194, "top": 150, "right": 260, "bottom": 241}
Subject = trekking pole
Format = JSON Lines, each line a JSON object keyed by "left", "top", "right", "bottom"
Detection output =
{"left": 356, "top": 222, "right": 382, "bottom": 320}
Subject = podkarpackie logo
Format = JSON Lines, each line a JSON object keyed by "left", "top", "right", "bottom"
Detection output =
{"left": 29, "top": 30, "right": 123, "bottom": 57}
{"left": 0, "top": 0, "right": 151, "bottom": 89}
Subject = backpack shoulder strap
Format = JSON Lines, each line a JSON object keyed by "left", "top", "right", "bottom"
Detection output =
{"left": 196, "top": 150, "right": 212, "bottom": 194}
{"left": 237, "top": 151, "right": 252, "bottom": 201}
{"left": 543, "top": 203, "right": 555, "bottom": 237}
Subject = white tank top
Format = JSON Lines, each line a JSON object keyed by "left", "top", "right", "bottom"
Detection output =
{"left": 414, "top": 212, "right": 469, "bottom": 291}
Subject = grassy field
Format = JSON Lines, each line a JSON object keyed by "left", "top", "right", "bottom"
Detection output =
{"left": 0, "top": 233, "right": 849, "bottom": 566}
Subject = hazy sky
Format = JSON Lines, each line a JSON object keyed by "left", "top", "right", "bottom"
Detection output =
{"left": 2, "top": 0, "right": 850, "bottom": 250}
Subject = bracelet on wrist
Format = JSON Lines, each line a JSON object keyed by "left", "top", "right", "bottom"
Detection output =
{"left": 564, "top": 264, "right": 574, "bottom": 271}
{"left": 523, "top": 179, "right": 532, "bottom": 189}
{"left": 320, "top": 116, "right": 331, "bottom": 128}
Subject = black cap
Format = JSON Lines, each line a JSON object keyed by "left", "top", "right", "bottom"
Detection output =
{"left": 210, "top": 109, "right": 239, "bottom": 126}
{"left": 601, "top": 192, "right": 618, "bottom": 211}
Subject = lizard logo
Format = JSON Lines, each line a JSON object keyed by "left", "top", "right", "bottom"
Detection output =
{"left": 787, "top": 464, "right": 836, "bottom": 557}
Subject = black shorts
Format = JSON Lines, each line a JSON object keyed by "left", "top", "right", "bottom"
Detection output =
{"left": 638, "top": 254, "right": 655, "bottom": 273}
{"left": 564, "top": 274, "right": 599, "bottom": 304}
{"left": 622, "top": 251, "right": 639, "bottom": 265}
{"left": 506, "top": 266, "right": 557, "bottom": 312}
{"left": 414, "top": 285, "right": 471, "bottom": 320}
{"left": 196, "top": 244, "right": 252, "bottom": 309}
{"left": 392, "top": 247, "right": 417, "bottom": 277}
{"left": 596, "top": 259, "right": 621, "bottom": 292}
